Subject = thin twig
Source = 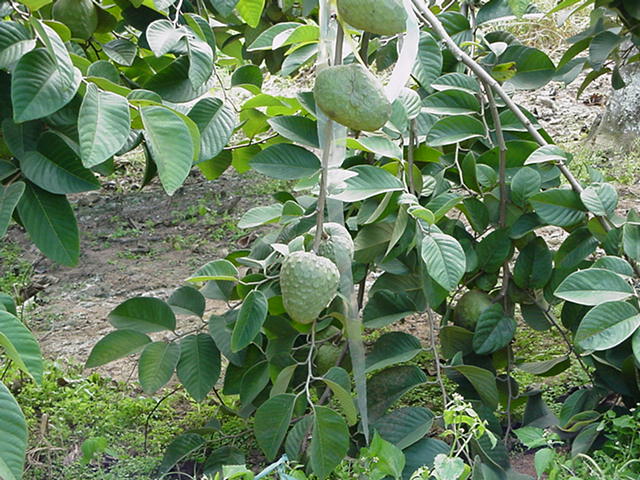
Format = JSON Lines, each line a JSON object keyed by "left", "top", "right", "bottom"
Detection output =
{"left": 143, "top": 386, "right": 180, "bottom": 453}
{"left": 408, "top": 120, "right": 417, "bottom": 196}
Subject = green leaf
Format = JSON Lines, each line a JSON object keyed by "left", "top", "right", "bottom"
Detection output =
{"left": 421, "top": 233, "right": 466, "bottom": 291}
{"left": 168, "top": 285, "right": 205, "bottom": 317}
{"left": 159, "top": 433, "right": 205, "bottom": 474}
{"left": 448, "top": 365, "right": 499, "bottom": 409}
{"left": 555, "top": 227, "right": 599, "bottom": 271}
{"left": 250, "top": 143, "right": 320, "bottom": 180}
{"left": 268, "top": 116, "right": 319, "bottom": 148}
{"left": 16, "top": 182, "right": 79, "bottom": 266}
{"left": 427, "top": 115, "right": 485, "bottom": 146}
{"left": 367, "top": 365, "right": 427, "bottom": 422}
{"left": 373, "top": 407, "right": 434, "bottom": 451}
{"left": 580, "top": 183, "right": 617, "bottom": 216}
{"left": 188, "top": 98, "right": 236, "bottom": 162}
{"left": 472, "top": 304, "right": 516, "bottom": 355}
{"left": 0, "top": 21, "right": 36, "bottom": 69}
{"left": 0, "top": 182, "right": 24, "bottom": 238}
{"left": 231, "top": 290, "right": 268, "bottom": 352}
{"left": 231, "top": 64, "right": 263, "bottom": 93}
{"left": 239, "top": 360, "right": 269, "bottom": 406}
{"left": 141, "top": 105, "right": 196, "bottom": 195}
{"left": 20, "top": 132, "right": 100, "bottom": 194}
{"left": 85, "top": 330, "right": 151, "bottom": 368}
{"left": 423, "top": 90, "right": 480, "bottom": 115}
{"left": 78, "top": 84, "right": 130, "bottom": 168}
{"left": 0, "top": 310, "right": 43, "bottom": 383}
{"left": 176, "top": 334, "right": 221, "bottom": 402}
{"left": 510, "top": 167, "right": 541, "bottom": 207}
{"left": 368, "top": 432, "right": 406, "bottom": 479}
{"left": 187, "top": 259, "right": 239, "bottom": 282}
{"left": 365, "top": 332, "right": 422, "bottom": 373}
{"left": 413, "top": 32, "right": 443, "bottom": 89}
{"left": 432, "top": 73, "right": 480, "bottom": 95}
{"left": 11, "top": 48, "right": 80, "bottom": 122}
{"left": 146, "top": 19, "right": 185, "bottom": 56}
{"left": 0, "top": 381, "right": 27, "bottom": 480}
{"left": 518, "top": 356, "right": 571, "bottom": 377}
{"left": 623, "top": 222, "right": 640, "bottom": 262}
{"left": 592, "top": 256, "right": 635, "bottom": 277}
{"left": 102, "top": 39, "right": 136, "bottom": 66}
{"left": 247, "top": 22, "right": 300, "bottom": 51}
{"left": 363, "top": 290, "right": 417, "bottom": 328}
{"left": 236, "top": 0, "right": 265, "bottom": 28}
{"left": 187, "top": 37, "right": 214, "bottom": 88}
{"left": 108, "top": 297, "right": 177, "bottom": 333}
{"left": 502, "top": 45, "right": 555, "bottom": 89}
{"left": 513, "top": 237, "right": 552, "bottom": 289}
{"left": 138, "top": 341, "right": 181, "bottom": 394}
{"left": 309, "top": 406, "right": 349, "bottom": 479}
{"left": 589, "top": 31, "right": 621, "bottom": 67}
{"left": 254, "top": 394, "right": 296, "bottom": 461}
{"left": 321, "top": 367, "right": 358, "bottom": 426}
{"left": 632, "top": 329, "right": 640, "bottom": 364}
{"left": 525, "top": 145, "right": 569, "bottom": 165}
{"left": 345, "top": 136, "right": 403, "bottom": 160}
{"left": 554, "top": 268, "right": 634, "bottom": 305}
{"left": 403, "top": 438, "right": 450, "bottom": 479}
{"left": 238, "top": 204, "right": 283, "bottom": 229}
{"left": 575, "top": 301, "right": 640, "bottom": 351}
{"left": 476, "top": 228, "right": 511, "bottom": 273}
{"left": 332, "top": 165, "right": 404, "bottom": 202}
{"left": 530, "top": 189, "right": 586, "bottom": 227}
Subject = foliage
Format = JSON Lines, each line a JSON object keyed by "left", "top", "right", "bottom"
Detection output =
{"left": 3, "top": 0, "right": 640, "bottom": 477}
{"left": 550, "top": 0, "right": 640, "bottom": 93}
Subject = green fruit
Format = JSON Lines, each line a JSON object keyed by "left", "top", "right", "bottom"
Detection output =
{"left": 311, "top": 222, "right": 354, "bottom": 270}
{"left": 337, "top": 0, "right": 407, "bottom": 36}
{"left": 314, "top": 64, "right": 391, "bottom": 132}
{"left": 453, "top": 290, "right": 493, "bottom": 331}
{"left": 280, "top": 251, "right": 340, "bottom": 324}
{"left": 315, "top": 343, "right": 351, "bottom": 375}
{"left": 53, "top": 0, "right": 98, "bottom": 40}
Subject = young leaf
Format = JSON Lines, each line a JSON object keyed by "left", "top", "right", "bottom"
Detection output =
{"left": 231, "top": 290, "right": 268, "bottom": 352}
{"left": 78, "top": 84, "right": 131, "bottom": 168}
{"left": 421, "top": 233, "right": 466, "bottom": 291}
{"left": 254, "top": 393, "right": 296, "bottom": 461}
{"left": 85, "top": 330, "right": 151, "bottom": 368}
{"left": 236, "top": 0, "right": 265, "bottom": 28}
{"left": 176, "top": 334, "right": 221, "bottom": 402}
{"left": 0, "top": 310, "right": 43, "bottom": 383}
{"left": 138, "top": 341, "right": 181, "bottom": 394}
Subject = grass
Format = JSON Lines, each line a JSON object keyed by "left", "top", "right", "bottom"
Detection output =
{"left": 0, "top": 240, "right": 33, "bottom": 301}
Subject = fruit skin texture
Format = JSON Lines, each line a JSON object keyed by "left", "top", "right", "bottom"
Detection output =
{"left": 53, "top": 0, "right": 98, "bottom": 40}
{"left": 453, "top": 290, "right": 493, "bottom": 331}
{"left": 314, "top": 64, "right": 391, "bottom": 132}
{"left": 311, "top": 222, "right": 354, "bottom": 270}
{"left": 337, "top": 0, "right": 407, "bottom": 36}
{"left": 280, "top": 251, "right": 340, "bottom": 324}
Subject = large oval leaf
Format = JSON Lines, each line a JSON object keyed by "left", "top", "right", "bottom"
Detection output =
{"left": 412, "top": 32, "right": 443, "bottom": 89}
{"left": 108, "top": 297, "right": 176, "bottom": 333}
{"left": 11, "top": 48, "right": 80, "bottom": 122}
{"left": 138, "top": 341, "right": 181, "bottom": 394}
{"left": 367, "top": 365, "right": 427, "bottom": 422}
{"left": 159, "top": 433, "right": 205, "bottom": 474}
{"left": 421, "top": 233, "right": 466, "bottom": 291}
{"left": 0, "top": 182, "right": 24, "bottom": 238}
{"left": 575, "top": 301, "right": 640, "bottom": 351}
{"left": 20, "top": 131, "right": 100, "bottom": 194}
{"left": 141, "top": 105, "right": 195, "bottom": 195}
{"left": 472, "top": 304, "right": 516, "bottom": 355}
{"left": 16, "top": 182, "right": 79, "bottom": 266}
{"left": 365, "top": 332, "right": 422, "bottom": 373}
{"left": 554, "top": 268, "right": 634, "bottom": 305}
{"left": 529, "top": 189, "right": 586, "bottom": 227}
{"left": 250, "top": 143, "right": 320, "bottom": 180}
{"left": 448, "top": 364, "right": 499, "bottom": 409}
{"left": 309, "top": 406, "right": 349, "bottom": 479}
{"left": 254, "top": 393, "right": 296, "bottom": 461}
{"left": 78, "top": 83, "right": 131, "bottom": 168}
{"left": 0, "top": 21, "right": 36, "bottom": 69}
{"left": 176, "top": 334, "right": 221, "bottom": 402}
{"left": 372, "top": 407, "right": 434, "bottom": 450}
{"left": 333, "top": 165, "right": 404, "bottom": 203}
{"left": 231, "top": 290, "right": 267, "bottom": 352}
{"left": 427, "top": 115, "right": 485, "bottom": 146}
{"left": 0, "top": 381, "right": 27, "bottom": 480}
{"left": 188, "top": 98, "right": 236, "bottom": 162}
{"left": 85, "top": 329, "right": 151, "bottom": 368}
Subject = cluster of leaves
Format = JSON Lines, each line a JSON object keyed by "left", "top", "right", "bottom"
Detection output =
{"left": 3, "top": 0, "right": 640, "bottom": 479}
{"left": 550, "top": 0, "right": 640, "bottom": 93}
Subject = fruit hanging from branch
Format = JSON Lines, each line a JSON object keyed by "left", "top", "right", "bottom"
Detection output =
{"left": 453, "top": 289, "right": 493, "bottom": 331}
{"left": 314, "top": 63, "right": 391, "bottom": 132}
{"left": 280, "top": 251, "right": 340, "bottom": 324}
{"left": 311, "top": 222, "right": 354, "bottom": 271}
{"left": 337, "top": 0, "right": 407, "bottom": 35}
